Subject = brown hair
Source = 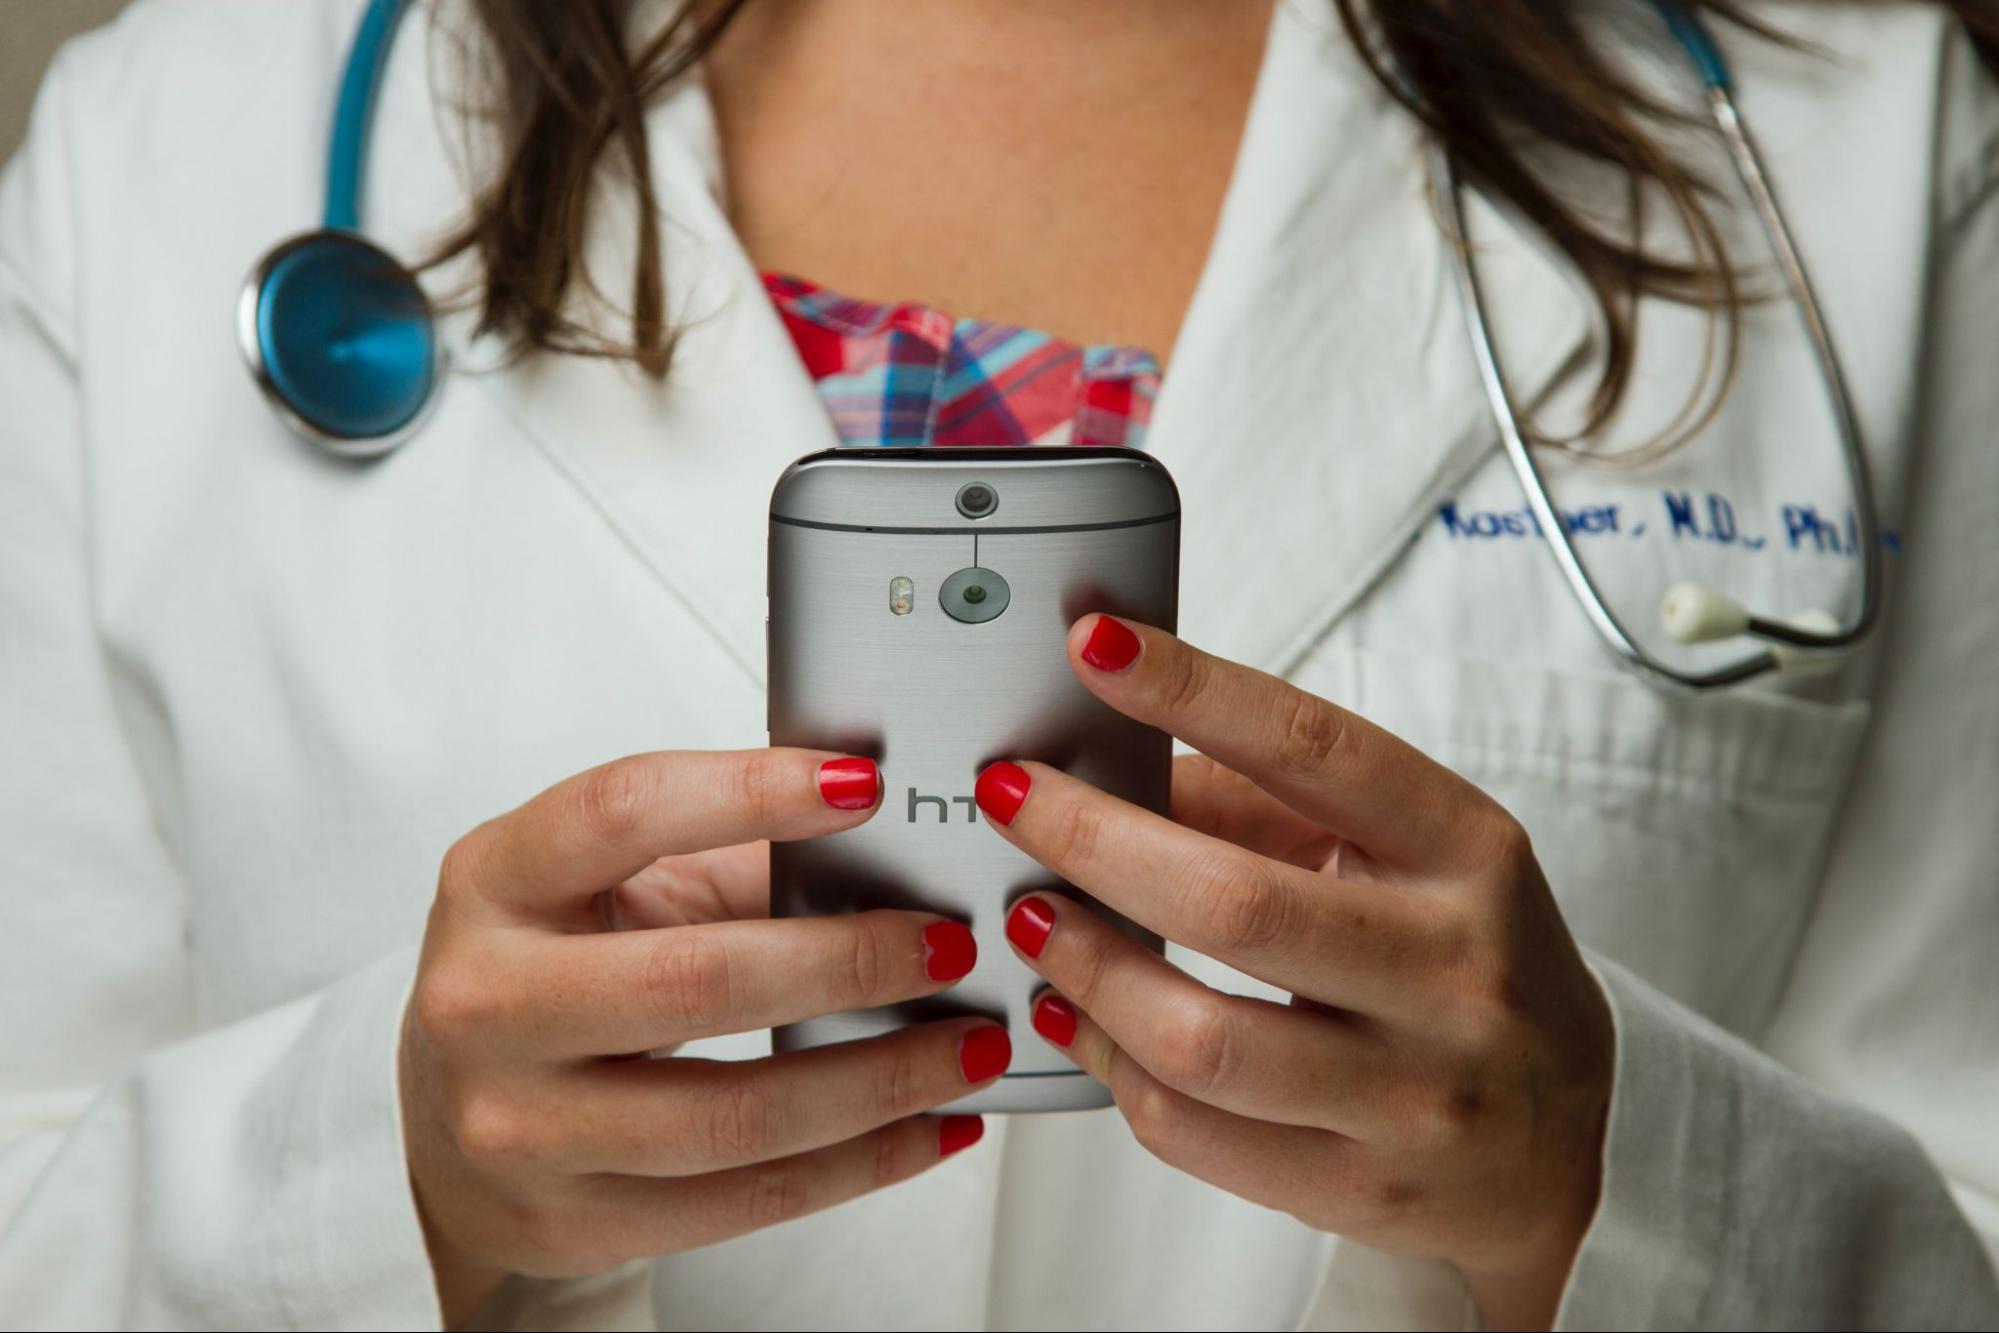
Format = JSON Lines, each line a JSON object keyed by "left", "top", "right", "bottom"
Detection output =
{"left": 431, "top": 1, "right": 1998, "bottom": 448}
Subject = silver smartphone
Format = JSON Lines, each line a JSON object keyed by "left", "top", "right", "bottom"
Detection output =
{"left": 766, "top": 447, "right": 1180, "bottom": 1113}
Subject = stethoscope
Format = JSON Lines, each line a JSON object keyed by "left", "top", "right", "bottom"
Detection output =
{"left": 238, "top": 0, "right": 437, "bottom": 455}
{"left": 1432, "top": 7, "right": 1882, "bottom": 689}
{"left": 241, "top": 0, "right": 1880, "bottom": 691}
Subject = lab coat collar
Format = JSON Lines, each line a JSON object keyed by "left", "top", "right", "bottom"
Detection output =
{"left": 396, "top": 0, "right": 1591, "bottom": 686}
{"left": 455, "top": 86, "right": 834, "bottom": 685}
{"left": 1151, "top": 0, "right": 1593, "bottom": 675}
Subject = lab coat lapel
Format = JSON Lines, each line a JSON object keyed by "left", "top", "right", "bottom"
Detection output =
{"left": 1152, "top": 0, "right": 1593, "bottom": 676}
{"left": 438, "top": 79, "right": 834, "bottom": 688}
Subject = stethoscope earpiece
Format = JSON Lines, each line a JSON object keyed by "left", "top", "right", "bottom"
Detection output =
{"left": 1660, "top": 582, "right": 1750, "bottom": 644}
{"left": 1662, "top": 584, "right": 1847, "bottom": 675}
{"left": 238, "top": 229, "right": 440, "bottom": 456}
{"left": 1768, "top": 608, "right": 1844, "bottom": 676}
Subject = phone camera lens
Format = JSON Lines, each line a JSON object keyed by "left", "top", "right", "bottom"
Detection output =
{"left": 955, "top": 483, "right": 997, "bottom": 519}
{"left": 940, "top": 566, "right": 1010, "bottom": 624}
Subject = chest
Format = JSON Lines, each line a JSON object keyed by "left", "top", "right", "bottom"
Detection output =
{"left": 703, "top": 0, "right": 1272, "bottom": 354}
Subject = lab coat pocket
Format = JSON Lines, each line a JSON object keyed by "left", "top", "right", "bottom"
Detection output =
{"left": 1292, "top": 651, "right": 1872, "bottom": 1039}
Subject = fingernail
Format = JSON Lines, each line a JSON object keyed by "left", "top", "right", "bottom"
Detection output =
{"left": 1006, "top": 896, "right": 1055, "bottom": 959}
{"left": 1080, "top": 615, "right": 1143, "bottom": 672}
{"left": 818, "top": 757, "right": 880, "bottom": 810}
{"left": 958, "top": 1025, "right": 1012, "bottom": 1083}
{"left": 974, "top": 761, "right": 1031, "bottom": 826}
{"left": 938, "top": 1114, "right": 984, "bottom": 1157}
{"left": 922, "top": 921, "right": 977, "bottom": 982}
{"left": 1032, "top": 994, "right": 1077, "bottom": 1047}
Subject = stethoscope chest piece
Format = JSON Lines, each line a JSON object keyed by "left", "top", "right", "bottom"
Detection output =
{"left": 238, "top": 229, "right": 440, "bottom": 458}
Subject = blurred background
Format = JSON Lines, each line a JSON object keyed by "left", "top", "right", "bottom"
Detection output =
{"left": 3, "top": 1, "right": 130, "bottom": 160}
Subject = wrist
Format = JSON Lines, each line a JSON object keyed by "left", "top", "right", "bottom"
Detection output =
{"left": 417, "top": 1205, "right": 510, "bottom": 1328}
{"left": 1457, "top": 1135, "right": 1604, "bottom": 1331}
{"left": 1457, "top": 1082, "right": 1608, "bottom": 1330}
{"left": 1458, "top": 1239, "right": 1582, "bottom": 1332}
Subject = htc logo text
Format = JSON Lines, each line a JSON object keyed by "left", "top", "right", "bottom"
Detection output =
{"left": 906, "top": 788, "right": 979, "bottom": 823}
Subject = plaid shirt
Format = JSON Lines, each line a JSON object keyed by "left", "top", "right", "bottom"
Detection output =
{"left": 765, "top": 273, "right": 1160, "bottom": 450}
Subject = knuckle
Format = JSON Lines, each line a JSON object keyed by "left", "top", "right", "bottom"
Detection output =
{"left": 871, "top": 1124, "right": 909, "bottom": 1190}
{"left": 411, "top": 966, "right": 500, "bottom": 1047}
{"left": 573, "top": 758, "right": 651, "bottom": 847}
{"left": 703, "top": 1076, "right": 777, "bottom": 1163}
{"left": 1491, "top": 810, "right": 1537, "bottom": 869}
{"left": 453, "top": 1092, "right": 538, "bottom": 1167}
{"left": 1334, "top": 1161, "right": 1427, "bottom": 1231}
{"left": 1150, "top": 1000, "right": 1238, "bottom": 1098}
{"left": 1063, "top": 920, "right": 1121, "bottom": 1009}
{"left": 1360, "top": 1172, "right": 1427, "bottom": 1228}
{"left": 870, "top": 1041, "right": 924, "bottom": 1119}
{"left": 741, "top": 1163, "right": 813, "bottom": 1229}
{"left": 1431, "top": 1080, "right": 1490, "bottom": 1144}
{"left": 642, "top": 933, "right": 737, "bottom": 1035}
{"left": 733, "top": 752, "right": 785, "bottom": 827}
{"left": 1154, "top": 646, "right": 1209, "bottom": 717}
{"left": 1456, "top": 962, "right": 1531, "bottom": 1051}
{"left": 1193, "top": 862, "right": 1295, "bottom": 954}
{"left": 1045, "top": 795, "right": 1109, "bottom": 872}
{"left": 1427, "top": 908, "right": 1481, "bottom": 978}
{"left": 1465, "top": 807, "right": 1539, "bottom": 896}
{"left": 1396, "top": 1064, "right": 1490, "bottom": 1148}
{"left": 435, "top": 833, "right": 486, "bottom": 904}
{"left": 841, "top": 919, "right": 890, "bottom": 1006}
{"left": 1117, "top": 1076, "right": 1188, "bottom": 1163}
{"left": 1277, "top": 691, "right": 1349, "bottom": 779}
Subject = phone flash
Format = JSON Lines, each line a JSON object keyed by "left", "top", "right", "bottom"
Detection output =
{"left": 889, "top": 576, "right": 915, "bottom": 616}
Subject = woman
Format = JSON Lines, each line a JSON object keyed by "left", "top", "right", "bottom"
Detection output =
{"left": 2, "top": 0, "right": 1995, "bottom": 1327}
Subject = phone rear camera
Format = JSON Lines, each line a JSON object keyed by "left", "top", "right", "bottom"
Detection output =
{"left": 955, "top": 483, "right": 998, "bottom": 519}
{"left": 940, "top": 566, "right": 1010, "bottom": 624}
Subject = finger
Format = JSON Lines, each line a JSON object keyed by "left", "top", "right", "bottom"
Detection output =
{"left": 976, "top": 759, "right": 1440, "bottom": 1011}
{"left": 1170, "top": 754, "right": 1341, "bottom": 870}
{"left": 461, "top": 750, "right": 881, "bottom": 920}
{"left": 1009, "top": 896, "right": 1391, "bottom": 1134}
{"left": 1068, "top": 616, "right": 1490, "bottom": 872}
{"left": 585, "top": 1111, "right": 984, "bottom": 1260}
{"left": 604, "top": 841, "right": 771, "bottom": 930}
{"left": 496, "top": 909, "right": 980, "bottom": 1056}
{"left": 553, "top": 1016, "right": 1008, "bottom": 1176}
{"left": 1045, "top": 996, "right": 1365, "bottom": 1232}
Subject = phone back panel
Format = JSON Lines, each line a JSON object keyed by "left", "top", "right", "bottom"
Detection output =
{"left": 768, "top": 448, "right": 1179, "bottom": 1112}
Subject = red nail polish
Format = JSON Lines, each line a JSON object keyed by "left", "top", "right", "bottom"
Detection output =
{"left": 938, "top": 1114, "right": 984, "bottom": 1157}
{"left": 1032, "top": 994, "right": 1077, "bottom": 1047}
{"left": 1006, "top": 896, "right": 1055, "bottom": 959}
{"left": 975, "top": 761, "right": 1031, "bottom": 825}
{"left": 818, "top": 757, "right": 880, "bottom": 810}
{"left": 959, "top": 1025, "right": 1012, "bottom": 1083}
{"left": 1080, "top": 615, "right": 1143, "bottom": 672}
{"left": 922, "top": 921, "right": 977, "bottom": 982}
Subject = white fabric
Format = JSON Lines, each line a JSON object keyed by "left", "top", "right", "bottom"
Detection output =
{"left": 1, "top": 0, "right": 1996, "bottom": 1328}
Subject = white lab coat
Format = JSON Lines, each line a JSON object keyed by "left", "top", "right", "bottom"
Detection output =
{"left": 2, "top": 0, "right": 1995, "bottom": 1327}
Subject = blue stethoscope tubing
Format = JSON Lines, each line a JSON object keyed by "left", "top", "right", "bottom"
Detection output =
{"left": 237, "top": 0, "right": 438, "bottom": 456}
{"left": 241, "top": 0, "right": 1881, "bottom": 687}
{"left": 1435, "top": 6, "right": 1882, "bottom": 689}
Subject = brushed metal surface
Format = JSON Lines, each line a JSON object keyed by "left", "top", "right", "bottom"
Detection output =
{"left": 770, "top": 447, "right": 1180, "bottom": 531}
{"left": 768, "top": 449, "right": 1179, "bottom": 1114}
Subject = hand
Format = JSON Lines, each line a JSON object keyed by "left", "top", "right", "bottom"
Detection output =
{"left": 402, "top": 749, "right": 1008, "bottom": 1324}
{"left": 976, "top": 617, "right": 1613, "bottom": 1331}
